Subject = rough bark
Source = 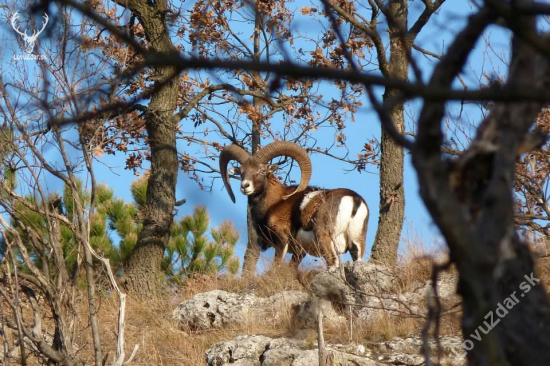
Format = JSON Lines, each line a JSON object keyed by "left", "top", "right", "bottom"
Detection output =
{"left": 412, "top": 4, "right": 550, "bottom": 364}
{"left": 243, "top": 204, "right": 261, "bottom": 274}
{"left": 242, "top": 108, "right": 262, "bottom": 274}
{"left": 120, "top": 0, "right": 179, "bottom": 298}
{"left": 370, "top": 0, "right": 407, "bottom": 265}
{"left": 242, "top": 8, "right": 262, "bottom": 274}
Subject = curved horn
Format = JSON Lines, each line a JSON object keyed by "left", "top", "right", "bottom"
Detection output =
{"left": 219, "top": 144, "right": 251, "bottom": 203}
{"left": 253, "top": 141, "right": 312, "bottom": 199}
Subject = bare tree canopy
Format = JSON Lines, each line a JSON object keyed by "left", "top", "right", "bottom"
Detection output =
{"left": 2, "top": 0, "right": 550, "bottom": 364}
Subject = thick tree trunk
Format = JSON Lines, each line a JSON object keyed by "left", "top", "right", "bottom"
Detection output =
{"left": 451, "top": 101, "right": 550, "bottom": 364}
{"left": 370, "top": 0, "right": 407, "bottom": 265}
{"left": 242, "top": 8, "right": 262, "bottom": 274}
{"left": 121, "top": 0, "right": 179, "bottom": 298}
{"left": 242, "top": 205, "right": 261, "bottom": 274}
{"left": 242, "top": 114, "right": 261, "bottom": 274}
{"left": 370, "top": 106, "right": 405, "bottom": 264}
{"left": 412, "top": 5, "right": 550, "bottom": 364}
{"left": 123, "top": 237, "right": 166, "bottom": 298}
{"left": 494, "top": 243, "right": 550, "bottom": 364}
{"left": 455, "top": 238, "right": 550, "bottom": 365}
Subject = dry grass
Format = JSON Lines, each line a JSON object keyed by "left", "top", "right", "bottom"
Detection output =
{"left": 1, "top": 264, "right": 314, "bottom": 365}
{"left": 91, "top": 264, "right": 312, "bottom": 365}
{"left": 393, "top": 237, "right": 461, "bottom": 336}
{"left": 538, "top": 256, "right": 550, "bottom": 289}
{"left": 172, "top": 263, "right": 312, "bottom": 304}
{"left": 6, "top": 239, "right": 550, "bottom": 365}
{"left": 114, "top": 241, "right": 455, "bottom": 364}
{"left": 321, "top": 310, "right": 422, "bottom": 345}
{"left": 59, "top": 294, "right": 252, "bottom": 366}
{"left": 1, "top": 257, "right": 450, "bottom": 365}
{"left": 395, "top": 237, "right": 450, "bottom": 292}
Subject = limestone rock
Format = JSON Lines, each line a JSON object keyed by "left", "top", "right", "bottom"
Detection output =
{"left": 309, "top": 264, "right": 458, "bottom": 322}
{"left": 205, "top": 334, "right": 465, "bottom": 366}
{"left": 310, "top": 269, "right": 352, "bottom": 304}
{"left": 344, "top": 261, "right": 395, "bottom": 293}
{"left": 173, "top": 290, "right": 310, "bottom": 330}
{"left": 293, "top": 295, "right": 346, "bottom": 329}
{"left": 206, "top": 335, "right": 271, "bottom": 365}
{"left": 309, "top": 262, "right": 397, "bottom": 308}
{"left": 205, "top": 335, "right": 378, "bottom": 366}
{"left": 412, "top": 273, "right": 458, "bottom": 301}
{"left": 177, "top": 263, "right": 462, "bottom": 365}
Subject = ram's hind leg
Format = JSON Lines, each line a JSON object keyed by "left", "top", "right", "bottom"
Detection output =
{"left": 316, "top": 233, "right": 339, "bottom": 269}
{"left": 349, "top": 238, "right": 366, "bottom": 262}
{"left": 325, "top": 250, "right": 340, "bottom": 269}
{"left": 348, "top": 200, "right": 368, "bottom": 262}
{"left": 348, "top": 230, "right": 365, "bottom": 262}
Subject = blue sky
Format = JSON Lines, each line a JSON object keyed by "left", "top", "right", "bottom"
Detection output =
{"left": 0, "top": 0, "right": 512, "bottom": 269}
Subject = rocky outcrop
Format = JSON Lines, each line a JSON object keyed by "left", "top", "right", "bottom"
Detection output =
{"left": 310, "top": 262, "right": 458, "bottom": 321}
{"left": 205, "top": 334, "right": 466, "bottom": 366}
{"left": 174, "top": 262, "right": 461, "bottom": 365}
{"left": 354, "top": 272, "right": 458, "bottom": 321}
{"left": 173, "top": 289, "right": 347, "bottom": 331}
{"left": 344, "top": 261, "right": 395, "bottom": 293}
{"left": 174, "top": 263, "right": 458, "bottom": 329}
{"left": 309, "top": 262, "right": 395, "bottom": 304}
{"left": 173, "top": 290, "right": 309, "bottom": 330}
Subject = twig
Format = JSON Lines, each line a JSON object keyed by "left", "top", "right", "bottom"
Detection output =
{"left": 317, "top": 307, "right": 334, "bottom": 366}
{"left": 84, "top": 243, "right": 139, "bottom": 366}
{"left": 0, "top": 293, "right": 9, "bottom": 365}
{"left": 6, "top": 238, "right": 27, "bottom": 366}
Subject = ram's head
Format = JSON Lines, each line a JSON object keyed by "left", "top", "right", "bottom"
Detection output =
{"left": 219, "top": 141, "right": 312, "bottom": 202}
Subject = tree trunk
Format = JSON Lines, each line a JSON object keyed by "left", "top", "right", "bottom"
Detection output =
{"left": 242, "top": 106, "right": 261, "bottom": 274}
{"left": 122, "top": 0, "right": 179, "bottom": 298}
{"left": 242, "top": 7, "right": 263, "bottom": 274}
{"left": 370, "top": 0, "right": 407, "bottom": 265}
{"left": 412, "top": 5, "right": 550, "bottom": 363}
{"left": 242, "top": 204, "right": 261, "bottom": 274}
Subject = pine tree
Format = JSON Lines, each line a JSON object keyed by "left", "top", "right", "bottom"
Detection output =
{"left": 1, "top": 178, "right": 117, "bottom": 279}
{"left": 105, "top": 177, "right": 145, "bottom": 269}
{"left": 163, "top": 205, "right": 240, "bottom": 282}
{"left": 2, "top": 174, "right": 240, "bottom": 283}
{"left": 106, "top": 176, "right": 241, "bottom": 282}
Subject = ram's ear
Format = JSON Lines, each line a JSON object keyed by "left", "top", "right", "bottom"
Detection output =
{"left": 267, "top": 164, "right": 278, "bottom": 174}
{"left": 229, "top": 167, "right": 241, "bottom": 176}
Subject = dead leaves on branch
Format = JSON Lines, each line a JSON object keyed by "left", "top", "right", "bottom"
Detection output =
{"left": 515, "top": 108, "right": 550, "bottom": 240}
{"left": 188, "top": 0, "right": 292, "bottom": 57}
{"left": 65, "top": 0, "right": 380, "bottom": 187}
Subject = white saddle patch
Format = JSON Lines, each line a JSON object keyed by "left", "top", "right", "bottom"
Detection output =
{"left": 300, "top": 191, "right": 323, "bottom": 210}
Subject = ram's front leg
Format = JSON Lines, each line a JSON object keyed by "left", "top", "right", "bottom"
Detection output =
{"left": 273, "top": 239, "right": 290, "bottom": 266}
{"left": 317, "top": 232, "right": 340, "bottom": 269}
{"left": 265, "top": 217, "right": 291, "bottom": 267}
{"left": 272, "top": 245, "right": 284, "bottom": 264}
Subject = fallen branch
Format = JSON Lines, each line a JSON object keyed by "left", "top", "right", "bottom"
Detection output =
{"left": 84, "top": 243, "right": 139, "bottom": 366}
